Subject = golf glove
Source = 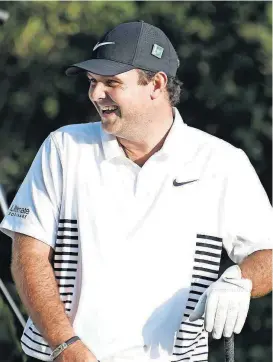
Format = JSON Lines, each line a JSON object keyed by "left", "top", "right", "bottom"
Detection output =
{"left": 189, "top": 265, "right": 252, "bottom": 339}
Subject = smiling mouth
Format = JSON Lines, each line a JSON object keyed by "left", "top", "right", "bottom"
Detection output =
{"left": 100, "top": 106, "right": 120, "bottom": 117}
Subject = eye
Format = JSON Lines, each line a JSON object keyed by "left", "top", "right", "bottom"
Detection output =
{"left": 106, "top": 79, "right": 119, "bottom": 87}
{"left": 87, "top": 78, "right": 97, "bottom": 86}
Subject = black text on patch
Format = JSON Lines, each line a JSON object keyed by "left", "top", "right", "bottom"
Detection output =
{"left": 8, "top": 204, "right": 30, "bottom": 219}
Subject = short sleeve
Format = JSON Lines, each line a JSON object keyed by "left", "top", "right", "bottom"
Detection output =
{"left": 0, "top": 133, "right": 62, "bottom": 247}
{"left": 222, "top": 149, "right": 272, "bottom": 264}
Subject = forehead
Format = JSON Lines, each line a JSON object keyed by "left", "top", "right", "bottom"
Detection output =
{"left": 87, "top": 69, "right": 139, "bottom": 81}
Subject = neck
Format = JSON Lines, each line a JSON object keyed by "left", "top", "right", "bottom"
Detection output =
{"left": 117, "top": 107, "right": 174, "bottom": 166}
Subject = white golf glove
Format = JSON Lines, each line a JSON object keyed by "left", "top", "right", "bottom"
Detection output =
{"left": 189, "top": 265, "right": 252, "bottom": 339}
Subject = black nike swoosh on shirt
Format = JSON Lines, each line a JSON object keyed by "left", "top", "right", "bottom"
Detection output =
{"left": 173, "top": 179, "right": 199, "bottom": 187}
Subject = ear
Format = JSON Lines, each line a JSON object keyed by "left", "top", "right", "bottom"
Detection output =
{"left": 151, "top": 72, "right": 168, "bottom": 100}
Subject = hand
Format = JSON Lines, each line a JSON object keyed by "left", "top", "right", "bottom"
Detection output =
{"left": 189, "top": 265, "right": 252, "bottom": 339}
{"left": 55, "top": 339, "right": 98, "bottom": 362}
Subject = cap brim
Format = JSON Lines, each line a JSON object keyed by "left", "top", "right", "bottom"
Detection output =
{"left": 65, "top": 59, "right": 135, "bottom": 76}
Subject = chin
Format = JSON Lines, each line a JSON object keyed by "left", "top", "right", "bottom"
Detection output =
{"left": 101, "top": 120, "right": 121, "bottom": 136}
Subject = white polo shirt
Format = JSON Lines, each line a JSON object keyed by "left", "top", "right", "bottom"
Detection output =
{"left": 1, "top": 108, "right": 272, "bottom": 362}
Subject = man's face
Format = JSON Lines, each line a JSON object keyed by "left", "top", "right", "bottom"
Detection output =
{"left": 87, "top": 69, "right": 153, "bottom": 138}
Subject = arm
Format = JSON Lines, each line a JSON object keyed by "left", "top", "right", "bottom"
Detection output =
{"left": 12, "top": 232, "right": 97, "bottom": 361}
{"left": 239, "top": 249, "right": 272, "bottom": 298}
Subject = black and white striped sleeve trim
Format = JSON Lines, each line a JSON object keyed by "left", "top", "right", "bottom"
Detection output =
{"left": 171, "top": 234, "right": 223, "bottom": 362}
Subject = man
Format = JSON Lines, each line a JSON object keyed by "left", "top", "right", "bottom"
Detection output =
{"left": 0, "top": 21, "right": 272, "bottom": 362}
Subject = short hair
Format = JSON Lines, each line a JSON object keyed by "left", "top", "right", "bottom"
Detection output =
{"left": 137, "top": 69, "right": 183, "bottom": 106}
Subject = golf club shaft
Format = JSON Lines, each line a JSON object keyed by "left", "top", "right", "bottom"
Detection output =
{"left": 224, "top": 334, "right": 234, "bottom": 362}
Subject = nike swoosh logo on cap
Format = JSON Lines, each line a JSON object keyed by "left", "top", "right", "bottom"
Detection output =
{"left": 173, "top": 179, "right": 199, "bottom": 187}
{"left": 93, "top": 42, "right": 115, "bottom": 51}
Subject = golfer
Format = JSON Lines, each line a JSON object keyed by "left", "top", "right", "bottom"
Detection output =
{"left": 0, "top": 21, "right": 272, "bottom": 362}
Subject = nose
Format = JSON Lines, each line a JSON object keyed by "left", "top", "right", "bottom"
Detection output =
{"left": 89, "top": 82, "right": 107, "bottom": 102}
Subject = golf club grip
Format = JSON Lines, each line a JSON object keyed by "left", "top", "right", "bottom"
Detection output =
{"left": 224, "top": 334, "right": 234, "bottom": 362}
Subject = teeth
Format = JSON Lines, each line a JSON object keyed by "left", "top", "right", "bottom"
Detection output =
{"left": 101, "top": 106, "right": 118, "bottom": 111}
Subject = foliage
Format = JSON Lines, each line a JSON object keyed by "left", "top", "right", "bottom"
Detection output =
{"left": 0, "top": 1, "right": 271, "bottom": 361}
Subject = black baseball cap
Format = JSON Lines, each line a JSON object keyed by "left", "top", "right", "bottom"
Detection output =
{"left": 65, "top": 20, "right": 179, "bottom": 77}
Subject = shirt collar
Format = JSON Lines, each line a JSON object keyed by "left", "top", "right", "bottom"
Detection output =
{"left": 100, "top": 124, "right": 124, "bottom": 161}
{"left": 158, "top": 107, "right": 187, "bottom": 157}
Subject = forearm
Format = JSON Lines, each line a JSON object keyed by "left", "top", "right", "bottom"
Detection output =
{"left": 239, "top": 249, "right": 272, "bottom": 298}
{"left": 11, "top": 233, "right": 75, "bottom": 349}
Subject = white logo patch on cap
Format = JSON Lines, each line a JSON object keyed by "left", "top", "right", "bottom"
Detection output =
{"left": 152, "top": 44, "right": 164, "bottom": 58}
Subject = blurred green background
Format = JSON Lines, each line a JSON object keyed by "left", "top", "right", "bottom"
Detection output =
{"left": 0, "top": 1, "right": 271, "bottom": 361}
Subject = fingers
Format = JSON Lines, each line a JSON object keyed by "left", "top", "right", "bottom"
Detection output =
{"left": 223, "top": 300, "right": 238, "bottom": 338}
{"left": 234, "top": 295, "right": 250, "bottom": 334}
{"left": 204, "top": 291, "right": 219, "bottom": 334}
{"left": 208, "top": 294, "right": 250, "bottom": 339}
{"left": 212, "top": 296, "right": 230, "bottom": 339}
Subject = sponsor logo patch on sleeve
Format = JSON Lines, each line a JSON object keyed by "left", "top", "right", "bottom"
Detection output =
{"left": 8, "top": 204, "right": 30, "bottom": 219}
